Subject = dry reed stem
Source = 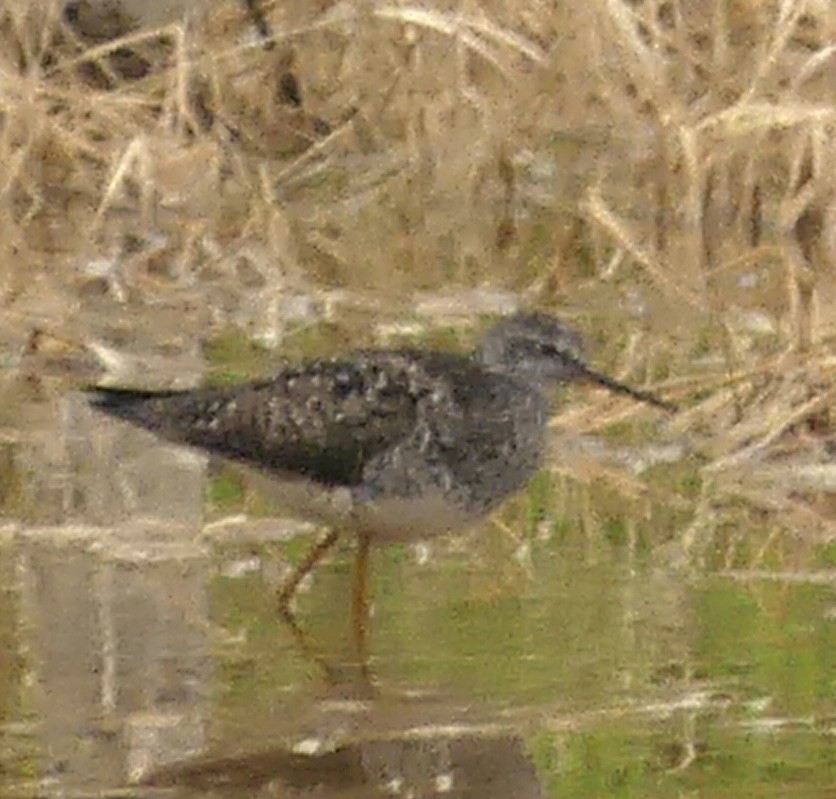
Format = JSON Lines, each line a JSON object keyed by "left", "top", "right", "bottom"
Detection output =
{"left": 1, "top": 0, "right": 836, "bottom": 566}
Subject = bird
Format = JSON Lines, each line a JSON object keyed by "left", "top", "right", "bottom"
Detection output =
{"left": 88, "top": 312, "right": 674, "bottom": 615}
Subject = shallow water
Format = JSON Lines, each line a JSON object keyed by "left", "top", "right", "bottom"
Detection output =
{"left": 0, "top": 388, "right": 834, "bottom": 798}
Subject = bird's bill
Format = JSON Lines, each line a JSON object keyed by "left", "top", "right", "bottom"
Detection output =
{"left": 578, "top": 367, "right": 676, "bottom": 412}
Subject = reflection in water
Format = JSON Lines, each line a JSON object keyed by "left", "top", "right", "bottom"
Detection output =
{"left": 12, "top": 534, "right": 548, "bottom": 798}
{"left": 146, "top": 731, "right": 545, "bottom": 798}
{"left": 19, "top": 535, "right": 211, "bottom": 787}
{"left": 15, "top": 393, "right": 206, "bottom": 527}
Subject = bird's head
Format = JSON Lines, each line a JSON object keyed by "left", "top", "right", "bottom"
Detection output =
{"left": 475, "top": 312, "right": 674, "bottom": 411}
{"left": 475, "top": 312, "right": 587, "bottom": 385}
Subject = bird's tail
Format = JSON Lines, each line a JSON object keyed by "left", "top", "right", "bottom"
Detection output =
{"left": 87, "top": 386, "right": 183, "bottom": 431}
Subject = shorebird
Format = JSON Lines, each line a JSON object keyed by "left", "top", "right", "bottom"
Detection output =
{"left": 89, "top": 312, "right": 673, "bottom": 618}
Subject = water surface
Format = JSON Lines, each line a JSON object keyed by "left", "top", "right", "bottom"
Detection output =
{"left": 0, "top": 388, "right": 833, "bottom": 798}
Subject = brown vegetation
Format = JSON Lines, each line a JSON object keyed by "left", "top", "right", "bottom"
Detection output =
{"left": 1, "top": 0, "right": 836, "bottom": 567}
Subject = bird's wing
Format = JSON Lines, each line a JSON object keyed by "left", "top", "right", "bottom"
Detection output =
{"left": 89, "top": 353, "right": 457, "bottom": 486}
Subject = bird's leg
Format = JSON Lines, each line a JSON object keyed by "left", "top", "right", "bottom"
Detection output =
{"left": 276, "top": 528, "right": 346, "bottom": 687}
{"left": 277, "top": 601, "right": 347, "bottom": 687}
{"left": 276, "top": 528, "right": 377, "bottom": 696}
{"left": 276, "top": 528, "right": 340, "bottom": 613}
{"left": 351, "top": 531, "right": 372, "bottom": 684}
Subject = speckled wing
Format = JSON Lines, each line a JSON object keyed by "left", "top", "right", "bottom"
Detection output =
{"left": 89, "top": 353, "right": 455, "bottom": 487}
{"left": 90, "top": 347, "right": 551, "bottom": 527}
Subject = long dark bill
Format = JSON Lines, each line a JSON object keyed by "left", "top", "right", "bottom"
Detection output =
{"left": 579, "top": 366, "right": 676, "bottom": 412}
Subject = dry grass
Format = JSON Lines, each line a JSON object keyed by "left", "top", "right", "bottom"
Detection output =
{"left": 2, "top": 0, "right": 836, "bottom": 567}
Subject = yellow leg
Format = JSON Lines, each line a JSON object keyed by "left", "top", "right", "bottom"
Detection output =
{"left": 351, "top": 531, "right": 372, "bottom": 681}
{"left": 276, "top": 528, "right": 343, "bottom": 685}
{"left": 276, "top": 528, "right": 376, "bottom": 694}
{"left": 276, "top": 528, "right": 340, "bottom": 613}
